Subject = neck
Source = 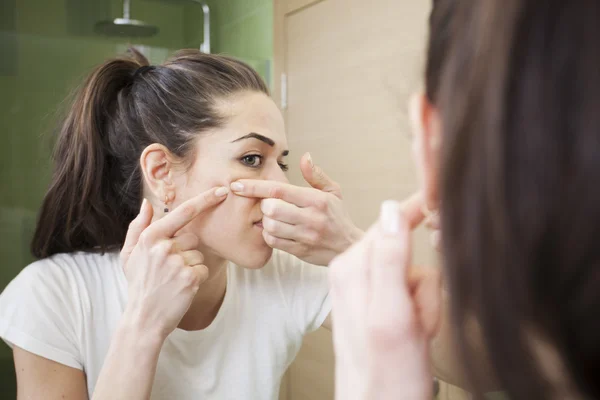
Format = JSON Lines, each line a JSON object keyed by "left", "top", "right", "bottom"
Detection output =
{"left": 177, "top": 251, "right": 228, "bottom": 331}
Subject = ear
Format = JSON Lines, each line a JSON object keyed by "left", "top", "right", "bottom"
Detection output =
{"left": 140, "top": 144, "right": 177, "bottom": 205}
{"left": 409, "top": 92, "right": 442, "bottom": 211}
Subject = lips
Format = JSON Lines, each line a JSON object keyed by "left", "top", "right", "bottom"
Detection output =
{"left": 253, "top": 216, "right": 264, "bottom": 229}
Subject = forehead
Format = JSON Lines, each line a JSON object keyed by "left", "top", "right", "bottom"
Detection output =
{"left": 208, "top": 91, "right": 287, "bottom": 147}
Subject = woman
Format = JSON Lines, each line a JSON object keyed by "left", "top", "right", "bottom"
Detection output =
{"left": 0, "top": 48, "right": 361, "bottom": 399}
{"left": 331, "top": 0, "right": 600, "bottom": 399}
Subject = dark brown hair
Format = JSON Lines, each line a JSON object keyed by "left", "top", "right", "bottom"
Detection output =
{"left": 32, "top": 48, "right": 268, "bottom": 259}
{"left": 425, "top": 0, "right": 455, "bottom": 104}
{"left": 429, "top": 0, "right": 600, "bottom": 398}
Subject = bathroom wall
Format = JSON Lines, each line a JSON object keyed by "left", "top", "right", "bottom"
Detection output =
{"left": 184, "top": 0, "right": 273, "bottom": 86}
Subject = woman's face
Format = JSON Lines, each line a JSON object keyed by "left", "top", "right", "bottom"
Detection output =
{"left": 174, "top": 91, "right": 289, "bottom": 269}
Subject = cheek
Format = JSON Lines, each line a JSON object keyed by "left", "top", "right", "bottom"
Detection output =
{"left": 174, "top": 164, "right": 274, "bottom": 267}
{"left": 190, "top": 194, "right": 253, "bottom": 236}
{"left": 184, "top": 193, "right": 272, "bottom": 266}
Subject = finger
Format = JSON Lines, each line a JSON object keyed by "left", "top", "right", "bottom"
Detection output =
{"left": 262, "top": 216, "right": 297, "bottom": 240}
{"left": 400, "top": 192, "right": 427, "bottom": 229}
{"left": 262, "top": 230, "right": 303, "bottom": 254}
{"left": 262, "top": 215, "right": 322, "bottom": 245}
{"left": 146, "top": 186, "right": 229, "bottom": 240}
{"left": 181, "top": 250, "right": 204, "bottom": 266}
{"left": 230, "top": 180, "right": 318, "bottom": 208}
{"left": 172, "top": 233, "right": 200, "bottom": 252}
{"left": 261, "top": 198, "right": 310, "bottom": 225}
{"left": 165, "top": 253, "right": 185, "bottom": 269}
{"left": 329, "top": 226, "right": 376, "bottom": 333}
{"left": 190, "top": 264, "right": 210, "bottom": 287}
{"left": 368, "top": 201, "right": 413, "bottom": 325}
{"left": 121, "top": 199, "right": 153, "bottom": 260}
{"left": 414, "top": 268, "right": 443, "bottom": 338}
{"left": 300, "top": 152, "right": 343, "bottom": 198}
{"left": 180, "top": 264, "right": 209, "bottom": 290}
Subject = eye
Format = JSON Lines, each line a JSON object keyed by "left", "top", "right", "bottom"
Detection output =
{"left": 240, "top": 154, "right": 263, "bottom": 168}
{"left": 278, "top": 162, "right": 289, "bottom": 172}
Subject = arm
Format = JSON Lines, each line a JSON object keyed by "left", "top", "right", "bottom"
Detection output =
{"left": 92, "top": 189, "right": 229, "bottom": 400}
{"left": 14, "top": 347, "right": 88, "bottom": 400}
{"left": 91, "top": 318, "right": 164, "bottom": 400}
{"left": 13, "top": 315, "right": 165, "bottom": 400}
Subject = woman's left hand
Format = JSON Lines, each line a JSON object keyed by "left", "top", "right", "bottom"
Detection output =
{"left": 231, "top": 153, "right": 363, "bottom": 266}
{"left": 329, "top": 196, "right": 442, "bottom": 400}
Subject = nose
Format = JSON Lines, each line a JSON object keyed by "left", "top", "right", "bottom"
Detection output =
{"left": 263, "top": 162, "right": 289, "bottom": 183}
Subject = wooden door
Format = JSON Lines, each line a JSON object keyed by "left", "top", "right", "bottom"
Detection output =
{"left": 274, "top": 1, "right": 470, "bottom": 399}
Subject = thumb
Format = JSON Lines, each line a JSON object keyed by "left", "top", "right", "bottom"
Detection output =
{"left": 300, "top": 152, "right": 342, "bottom": 198}
{"left": 120, "top": 199, "right": 154, "bottom": 264}
{"left": 369, "top": 201, "right": 413, "bottom": 316}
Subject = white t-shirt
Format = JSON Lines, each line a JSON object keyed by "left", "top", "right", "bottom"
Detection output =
{"left": 0, "top": 250, "right": 331, "bottom": 400}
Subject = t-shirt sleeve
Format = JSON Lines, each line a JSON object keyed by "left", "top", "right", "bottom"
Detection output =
{"left": 270, "top": 250, "right": 331, "bottom": 335}
{"left": 0, "top": 258, "right": 83, "bottom": 370}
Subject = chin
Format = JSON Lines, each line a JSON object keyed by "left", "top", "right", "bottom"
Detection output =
{"left": 229, "top": 245, "right": 273, "bottom": 269}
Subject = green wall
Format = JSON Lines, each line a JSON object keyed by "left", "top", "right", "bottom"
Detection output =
{"left": 0, "top": 0, "right": 272, "bottom": 396}
{"left": 184, "top": 0, "right": 273, "bottom": 86}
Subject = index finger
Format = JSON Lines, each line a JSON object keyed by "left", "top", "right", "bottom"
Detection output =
{"left": 145, "top": 186, "right": 229, "bottom": 240}
{"left": 400, "top": 192, "right": 427, "bottom": 229}
{"left": 231, "top": 179, "right": 318, "bottom": 208}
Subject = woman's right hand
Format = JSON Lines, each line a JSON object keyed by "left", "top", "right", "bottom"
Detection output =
{"left": 119, "top": 187, "right": 229, "bottom": 340}
{"left": 329, "top": 196, "right": 442, "bottom": 400}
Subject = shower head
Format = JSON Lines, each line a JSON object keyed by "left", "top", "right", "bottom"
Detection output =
{"left": 95, "top": 18, "right": 159, "bottom": 37}
{"left": 95, "top": 0, "right": 159, "bottom": 37}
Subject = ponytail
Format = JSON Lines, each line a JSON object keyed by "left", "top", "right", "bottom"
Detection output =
{"left": 32, "top": 49, "right": 149, "bottom": 258}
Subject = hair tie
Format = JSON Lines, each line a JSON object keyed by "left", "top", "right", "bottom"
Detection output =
{"left": 133, "top": 65, "right": 155, "bottom": 80}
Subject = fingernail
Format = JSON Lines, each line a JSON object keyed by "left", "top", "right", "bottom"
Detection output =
{"left": 230, "top": 182, "right": 244, "bottom": 192}
{"left": 307, "top": 153, "right": 314, "bottom": 168}
{"left": 380, "top": 200, "right": 402, "bottom": 235}
{"left": 215, "top": 187, "right": 230, "bottom": 197}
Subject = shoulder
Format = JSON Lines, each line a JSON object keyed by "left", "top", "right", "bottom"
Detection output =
{"left": 1, "top": 251, "right": 122, "bottom": 314}
{"left": 0, "top": 252, "right": 119, "bottom": 371}
{"left": 11, "top": 251, "right": 120, "bottom": 289}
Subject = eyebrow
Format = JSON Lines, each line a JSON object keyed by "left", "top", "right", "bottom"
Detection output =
{"left": 232, "top": 133, "right": 289, "bottom": 156}
{"left": 232, "top": 132, "right": 275, "bottom": 147}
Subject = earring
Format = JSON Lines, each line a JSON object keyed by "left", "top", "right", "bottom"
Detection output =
{"left": 164, "top": 194, "right": 170, "bottom": 213}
